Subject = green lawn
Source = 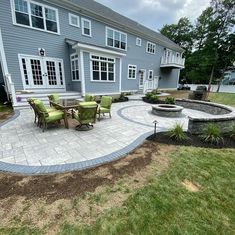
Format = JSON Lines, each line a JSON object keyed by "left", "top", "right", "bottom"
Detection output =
{"left": 58, "top": 147, "right": 235, "bottom": 235}
{"left": 209, "top": 92, "right": 235, "bottom": 107}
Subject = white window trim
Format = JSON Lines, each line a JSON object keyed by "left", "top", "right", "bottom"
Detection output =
{"left": 10, "top": 0, "right": 60, "bottom": 35}
{"left": 90, "top": 53, "right": 116, "bottom": 83}
{"left": 128, "top": 64, "right": 137, "bottom": 80}
{"left": 146, "top": 41, "right": 156, "bottom": 54}
{"left": 105, "top": 26, "right": 127, "bottom": 51}
{"left": 136, "top": 37, "right": 142, "bottom": 47}
{"left": 69, "top": 13, "right": 80, "bottom": 28}
{"left": 148, "top": 70, "right": 154, "bottom": 80}
{"left": 70, "top": 53, "right": 80, "bottom": 82}
{"left": 81, "top": 18, "right": 92, "bottom": 37}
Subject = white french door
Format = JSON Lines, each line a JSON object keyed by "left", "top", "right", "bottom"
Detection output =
{"left": 19, "top": 55, "right": 65, "bottom": 89}
{"left": 139, "top": 69, "right": 146, "bottom": 90}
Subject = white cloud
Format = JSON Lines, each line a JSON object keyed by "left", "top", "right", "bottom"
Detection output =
{"left": 95, "top": 0, "right": 210, "bottom": 30}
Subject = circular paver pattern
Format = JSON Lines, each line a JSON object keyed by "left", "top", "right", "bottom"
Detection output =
{"left": 0, "top": 100, "right": 217, "bottom": 175}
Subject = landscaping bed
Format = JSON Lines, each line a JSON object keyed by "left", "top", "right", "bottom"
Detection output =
{"left": 0, "top": 104, "right": 13, "bottom": 123}
{"left": 148, "top": 132, "right": 235, "bottom": 148}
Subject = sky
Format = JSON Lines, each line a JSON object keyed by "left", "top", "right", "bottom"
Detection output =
{"left": 95, "top": 0, "right": 211, "bottom": 32}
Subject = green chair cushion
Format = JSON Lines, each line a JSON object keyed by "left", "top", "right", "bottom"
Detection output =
{"left": 84, "top": 94, "right": 94, "bottom": 102}
{"left": 100, "top": 96, "right": 112, "bottom": 109}
{"left": 74, "top": 105, "right": 97, "bottom": 124}
{"left": 27, "top": 97, "right": 38, "bottom": 102}
{"left": 48, "top": 94, "right": 60, "bottom": 103}
{"left": 46, "top": 107, "right": 57, "bottom": 112}
{"left": 45, "top": 110, "right": 64, "bottom": 123}
{"left": 34, "top": 100, "right": 48, "bottom": 115}
{"left": 79, "top": 101, "right": 97, "bottom": 107}
{"left": 74, "top": 110, "right": 80, "bottom": 120}
{"left": 99, "top": 107, "right": 110, "bottom": 113}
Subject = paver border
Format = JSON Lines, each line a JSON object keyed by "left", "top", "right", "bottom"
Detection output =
{"left": 0, "top": 105, "right": 156, "bottom": 175}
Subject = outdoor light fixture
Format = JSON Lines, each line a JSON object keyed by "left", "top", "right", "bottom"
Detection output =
{"left": 38, "top": 48, "right": 45, "bottom": 56}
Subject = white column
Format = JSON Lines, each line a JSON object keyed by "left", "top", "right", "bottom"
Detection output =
{"left": 79, "top": 50, "right": 86, "bottom": 96}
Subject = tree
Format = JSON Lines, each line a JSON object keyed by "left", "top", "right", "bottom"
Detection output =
{"left": 159, "top": 0, "right": 235, "bottom": 85}
{"left": 205, "top": 0, "right": 235, "bottom": 86}
{"left": 160, "top": 17, "right": 194, "bottom": 56}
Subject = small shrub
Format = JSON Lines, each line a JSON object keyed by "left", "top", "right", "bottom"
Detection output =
{"left": 230, "top": 124, "right": 235, "bottom": 139}
{"left": 167, "top": 123, "right": 187, "bottom": 141}
{"left": 151, "top": 89, "right": 160, "bottom": 95}
{"left": 149, "top": 94, "right": 159, "bottom": 102}
{"left": 165, "top": 97, "right": 175, "bottom": 104}
{"left": 201, "top": 123, "right": 224, "bottom": 145}
{"left": 145, "top": 92, "right": 153, "bottom": 99}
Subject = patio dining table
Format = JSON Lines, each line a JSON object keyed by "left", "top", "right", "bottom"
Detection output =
{"left": 50, "top": 99, "right": 98, "bottom": 129}
{"left": 50, "top": 99, "right": 80, "bottom": 129}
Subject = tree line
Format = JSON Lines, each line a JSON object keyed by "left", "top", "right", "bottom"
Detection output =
{"left": 160, "top": 0, "right": 235, "bottom": 85}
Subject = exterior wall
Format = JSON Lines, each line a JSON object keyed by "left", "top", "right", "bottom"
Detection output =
{"left": 158, "top": 68, "right": 180, "bottom": 89}
{"left": 0, "top": 0, "right": 181, "bottom": 93}
{"left": 83, "top": 52, "right": 120, "bottom": 94}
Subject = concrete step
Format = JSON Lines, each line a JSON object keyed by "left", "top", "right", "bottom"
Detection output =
{"left": 14, "top": 91, "right": 82, "bottom": 109}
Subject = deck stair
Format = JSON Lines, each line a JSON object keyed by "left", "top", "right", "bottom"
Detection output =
{"left": 14, "top": 91, "right": 82, "bottom": 109}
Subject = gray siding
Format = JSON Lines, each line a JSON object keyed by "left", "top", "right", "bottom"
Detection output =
{"left": 83, "top": 52, "right": 120, "bottom": 94}
{"left": 159, "top": 69, "right": 180, "bottom": 89}
{"left": 0, "top": 0, "right": 181, "bottom": 92}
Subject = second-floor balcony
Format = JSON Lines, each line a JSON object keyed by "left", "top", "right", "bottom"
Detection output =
{"left": 160, "top": 54, "right": 185, "bottom": 69}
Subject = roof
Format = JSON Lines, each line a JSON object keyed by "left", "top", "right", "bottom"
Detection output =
{"left": 51, "top": 0, "right": 183, "bottom": 52}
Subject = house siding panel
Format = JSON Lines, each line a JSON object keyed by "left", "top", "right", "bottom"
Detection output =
{"left": 0, "top": 0, "right": 182, "bottom": 93}
{"left": 159, "top": 68, "right": 180, "bottom": 89}
{"left": 83, "top": 52, "right": 120, "bottom": 94}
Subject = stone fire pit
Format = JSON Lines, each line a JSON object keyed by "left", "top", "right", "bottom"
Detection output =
{"left": 152, "top": 104, "right": 184, "bottom": 117}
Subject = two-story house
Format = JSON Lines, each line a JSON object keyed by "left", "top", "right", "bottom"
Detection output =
{"left": 0, "top": 0, "right": 185, "bottom": 108}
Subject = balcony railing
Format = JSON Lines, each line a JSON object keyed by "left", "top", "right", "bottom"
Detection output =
{"left": 160, "top": 55, "right": 185, "bottom": 69}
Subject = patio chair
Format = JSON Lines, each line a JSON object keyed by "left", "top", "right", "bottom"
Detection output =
{"left": 84, "top": 93, "right": 95, "bottom": 102}
{"left": 27, "top": 98, "right": 56, "bottom": 124}
{"left": 73, "top": 104, "right": 98, "bottom": 130}
{"left": 97, "top": 96, "right": 112, "bottom": 120}
{"left": 34, "top": 99, "right": 65, "bottom": 132}
{"left": 48, "top": 93, "right": 60, "bottom": 107}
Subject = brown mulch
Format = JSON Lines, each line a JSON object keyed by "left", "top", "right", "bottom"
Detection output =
{"left": 0, "top": 111, "right": 13, "bottom": 123}
{"left": 0, "top": 141, "right": 160, "bottom": 203}
{"left": 148, "top": 132, "right": 235, "bottom": 149}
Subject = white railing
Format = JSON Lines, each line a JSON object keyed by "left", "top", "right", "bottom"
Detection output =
{"left": 4, "top": 74, "right": 17, "bottom": 106}
{"left": 143, "top": 76, "right": 159, "bottom": 93}
{"left": 161, "top": 55, "right": 185, "bottom": 68}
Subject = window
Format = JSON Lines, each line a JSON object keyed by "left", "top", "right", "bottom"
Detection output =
{"left": 12, "top": 0, "right": 59, "bottom": 33}
{"left": 146, "top": 41, "right": 156, "bottom": 54}
{"left": 148, "top": 70, "right": 153, "bottom": 80}
{"left": 91, "top": 55, "right": 115, "bottom": 82}
{"left": 70, "top": 54, "right": 79, "bottom": 81}
{"left": 136, "top": 38, "right": 142, "bottom": 46}
{"left": 82, "top": 18, "right": 91, "bottom": 36}
{"left": 128, "top": 65, "right": 137, "bottom": 79}
{"left": 106, "top": 27, "right": 127, "bottom": 50}
{"left": 69, "top": 13, "right": 80, "bottom": 27}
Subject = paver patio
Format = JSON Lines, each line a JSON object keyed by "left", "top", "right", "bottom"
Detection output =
{"left": 0, "top": 100, "right": 214, "bottom": 174}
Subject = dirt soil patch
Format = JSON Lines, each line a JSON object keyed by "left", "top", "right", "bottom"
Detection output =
{"left": 148, "top": 132, "right": 235, "bottom": 149}
{"left": 0, "top": 141, "right": 176, "bottom": 233}
{"left": 0, "top": 111, "right": 13, "bottom": 123}
{"left": 182, "top": 180, "right": 201, "bottom": 192}
{"left": 0, "top": 141, "right": 173, "bottom": 203}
